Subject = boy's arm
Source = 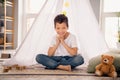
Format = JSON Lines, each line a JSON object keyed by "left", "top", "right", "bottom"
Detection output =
{"left": 48, "top": 44, "right": 59, "bottom": 56}
{"left": 60, "top": 37, "right": 77, "bottom": 56}
{"left": 61, "top": 41, "right": 78, "bottom": 56}
{"left": 48, "top": 37, "right": 60, "bottom": 56}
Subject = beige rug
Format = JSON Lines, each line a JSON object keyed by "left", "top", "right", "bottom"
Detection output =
{"left": 0, "top": 66, "right": 95, "bottom": 76}
{"left": 0, "top": 66, "right": 119, "bottom": 80}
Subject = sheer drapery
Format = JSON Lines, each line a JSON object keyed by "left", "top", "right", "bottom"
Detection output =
{"left": 5, "top": 0, "right": 108, "bottom": 66}
{"left": 63, "top": 0, "right": 108, "bottom": 63}
{"left": 5, "top": 0, "right": 64, "bottom": 66}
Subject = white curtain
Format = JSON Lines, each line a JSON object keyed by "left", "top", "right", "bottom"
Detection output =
{"left": 63, "top": 0, "right": 108, "bottom": 63}
{"left": 5, "top": 0, "right": 63, "bottom": 66}
{"left": 5, "top": 0, "right": 108, "bottom": 66}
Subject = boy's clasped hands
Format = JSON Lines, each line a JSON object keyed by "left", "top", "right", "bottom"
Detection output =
{"left": 56, "top": 33, "right": 68, "bottom": 46}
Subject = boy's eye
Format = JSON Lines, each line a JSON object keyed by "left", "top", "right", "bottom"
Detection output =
{"left": 62, "top": 27, "right": 66, "bottom": 29}
{"left": 57, "top": 27, "right": 60, "bottom": 29}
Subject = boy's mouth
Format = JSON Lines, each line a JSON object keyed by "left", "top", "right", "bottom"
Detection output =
{"left": 58, "top": 33, "right": 66, "bottom": 36}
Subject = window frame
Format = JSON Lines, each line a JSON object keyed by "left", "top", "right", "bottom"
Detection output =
{"left": 100, "top": 0, "right": 120, "bottom": 48}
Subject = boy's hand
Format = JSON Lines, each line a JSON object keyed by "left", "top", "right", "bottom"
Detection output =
{"left": 57, "top": 35, "right": 65, "bottom": 44}
{"left": 59, "top": 36, "right": 64, "bottom": 43}
{"left": 56, "top": 35, "right": 61, "bottom": 45}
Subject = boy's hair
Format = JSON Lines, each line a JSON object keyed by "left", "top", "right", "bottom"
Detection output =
{"left": 54, "top": 14, "right": 69, "bottom": 28}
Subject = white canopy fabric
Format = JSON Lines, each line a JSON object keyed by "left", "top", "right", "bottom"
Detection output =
{"left": 63, "top": 0, "right": 108, "bottom": 63}
{"left": 5, "top": 0, "right": 108, "bottom": 66}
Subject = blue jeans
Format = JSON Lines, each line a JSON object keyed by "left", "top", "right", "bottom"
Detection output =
{"left": 36, "top": 54, "right": 84, "bottom": 69}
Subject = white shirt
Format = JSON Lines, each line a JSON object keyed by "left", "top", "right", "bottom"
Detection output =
{"left": 50, "top": 33, "right": 78, "bottom": 56}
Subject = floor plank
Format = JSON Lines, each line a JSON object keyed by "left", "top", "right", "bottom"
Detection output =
{"left": 0, "top": 75, "right": 119, "bottom": 80}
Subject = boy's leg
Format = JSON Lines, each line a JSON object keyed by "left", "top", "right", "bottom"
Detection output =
{"left": 57, "top": 65, "right": 71, "bottom": 71}
{"left": 36, "top": 54, "right": 61, "bottom": 69}
{"left": 49, "top": 56, "right": 71, "bottom": 71}
{"left": 36, "top": 54, "right": 71, "bottom": 71}
{"left": 67, "top": 54, "right": 84, "bottom": 69}
{"left": 59, "top": 54, "right": 84, "bottom": 69}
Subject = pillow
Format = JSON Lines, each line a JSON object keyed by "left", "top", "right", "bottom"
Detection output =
{"left": 87, "top": 51, "right": 120, "bottom": 73}
{"left": 109, "top": 48, "right": 120, "bottom": 53}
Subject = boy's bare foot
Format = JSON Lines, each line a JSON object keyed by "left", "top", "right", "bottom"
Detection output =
{"left": 64, "top": 65, "right": 71, "bottom": 71}
{"left": 57, "top": 65, "right": 71, "bottom": 71}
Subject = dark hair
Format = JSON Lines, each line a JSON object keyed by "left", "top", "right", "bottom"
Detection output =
{"left": 54, "top": 14, "right": 68, "bottom": 28}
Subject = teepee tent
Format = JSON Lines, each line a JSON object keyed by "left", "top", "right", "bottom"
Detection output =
{"left": 5, "top": 0, "right": 108, "bottom": 66}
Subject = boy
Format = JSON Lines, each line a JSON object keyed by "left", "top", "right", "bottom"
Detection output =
{"left": 36, "top": 14, "right": 84, "bottom": 71}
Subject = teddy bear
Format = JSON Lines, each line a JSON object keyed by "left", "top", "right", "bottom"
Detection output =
{"left": 95, "top": 54, "right": 117, "bottom": 77}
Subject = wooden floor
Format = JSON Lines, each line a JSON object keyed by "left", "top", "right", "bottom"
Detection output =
{"left": 0, "top": 75, "right": 119, "bottom": 80}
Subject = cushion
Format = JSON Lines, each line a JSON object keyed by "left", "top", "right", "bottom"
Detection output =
{"left": 87, "top": 51, "right": 120, "bottom": 73}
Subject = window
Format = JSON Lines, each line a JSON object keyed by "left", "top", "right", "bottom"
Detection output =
{"left": 101, "top": 0, "right": 120, "bottom": 48}
{"left": 26, "top": 0, "right": 45, "bottom": 31}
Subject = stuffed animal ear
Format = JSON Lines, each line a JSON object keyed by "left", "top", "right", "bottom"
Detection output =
{"left": 101, "top": 54, "right": 104, "bottom": 57}
{"left": 110, "top": 56, "right": 114, "bottom": 59}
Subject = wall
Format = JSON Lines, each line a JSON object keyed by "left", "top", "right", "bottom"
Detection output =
{"left": 14, "top": 0, "right": 18, "bottom": 49}
{"left": 14, "top": 0, "right": 24, "bottom": 49}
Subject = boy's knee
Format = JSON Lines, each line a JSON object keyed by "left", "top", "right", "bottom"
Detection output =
{"left": 74, "top": 55, "right": 84, "bottom": 65}
{"left": 36, "top": 54, "right": 44, "bottom": 63}
{"left": 47, "top": 61, "right": 58, "bottom": 69}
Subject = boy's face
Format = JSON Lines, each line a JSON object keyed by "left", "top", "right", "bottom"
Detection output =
{"left": 55, "top": 22, "right": 68, "bottom": 37}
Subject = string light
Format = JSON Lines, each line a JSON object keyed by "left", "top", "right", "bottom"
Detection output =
{"left": 64, "top": 1, "right": 69, "bottom": 7}
{"left": 61, "top": 11, "right": 67, "bottom": 15}
{"left": 61, "top": 1, "right": 70, "bottom": 16}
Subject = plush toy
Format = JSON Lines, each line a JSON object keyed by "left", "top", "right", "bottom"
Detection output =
{"left": 95, "top": 54, "right": 117, "bottom": 77}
